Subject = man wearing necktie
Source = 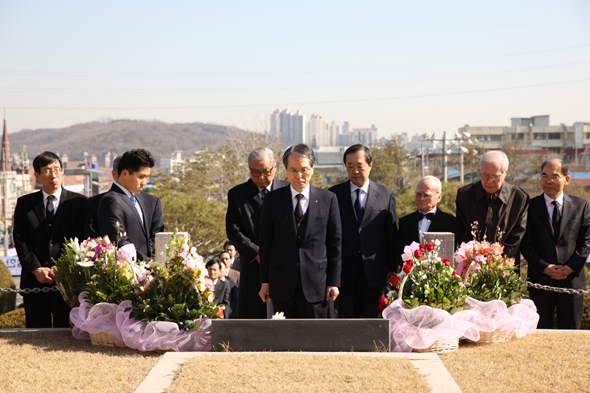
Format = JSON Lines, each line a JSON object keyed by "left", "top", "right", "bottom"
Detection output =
{"left": 98, "top": 149, "right": 156, "bottom": 261}
{"left": 397, "top": 176, "right": 458, "bottom": 270}
{"left": 226, "top": 147, "right": 289, "bottom": 318}
{"left": 13, "top": 151, "right": 87, "bottom": 327}
{"left": 259, "top": 144, "right": 341, "bottom": 318}
{"left": 329, "top": 144, "right": 398, "bottom": 318}
{"left": 455, "top": 150, "right": 529, "bottom": 263}
{"left": 521, "top": 159, "right": 590, "bottom": 329}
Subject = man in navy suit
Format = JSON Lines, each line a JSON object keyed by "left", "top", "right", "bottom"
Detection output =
{"left": 397, "top": 176, "right": 458, "bottom": 268}
{"left": 521, "top": 159, "right": 590, "bottom": 329}
{"left": 13, "top": 151, "right": 86, "bottom": 327}
{"left": 226, "top": 147, "right": 289, "bottom": 318}
{"left": 259, "top": 144, "right": 341, "bottom": 319}
{"left": 98, "top": 149, "right": 159, "bottom": 261}
{"left": 329, "top": 144, "right": 397, "bottom": 318}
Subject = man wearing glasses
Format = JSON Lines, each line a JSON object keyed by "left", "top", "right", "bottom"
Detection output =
{"left": 13, "top": 151, "right": 87, "bottom": 327}
{"left": 397, "top": 176, "right": 458, "bottom": 268}
{"left": 226, "top": 147, "right": 288, "bottom": 319}
{"left": 258, "top": 144, "right": 341, "bottom": 318}
{"left": 455, "top": 150, "right": 529, "bottom": 261}
{"left": 521, "top": 159, "right": 590, "bottom": 329}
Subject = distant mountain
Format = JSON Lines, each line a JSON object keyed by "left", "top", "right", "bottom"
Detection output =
{"left": 7, "top": 119, "right": 245, "bottom": 166}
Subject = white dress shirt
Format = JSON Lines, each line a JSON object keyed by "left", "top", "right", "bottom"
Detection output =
{"left": 290, "top": 184, "right": 310, "bottom": 215}
{"left": 350, "top": 180, "right": 369, "bottom": 210}
{"left": 544, "top": 192, "right": 564, "bottom": 223}
{"left": 418, "top": 206, "right": 438, "bottom": 243}
{"left": 42, "top": 187, "right": 62, "bottom": 214}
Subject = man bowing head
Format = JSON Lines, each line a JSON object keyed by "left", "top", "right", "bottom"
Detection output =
{"left": 259, "top": 144, "right": 342, "bottom": 318}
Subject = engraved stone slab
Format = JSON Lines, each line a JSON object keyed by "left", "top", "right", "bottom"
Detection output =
{"left": 423, "top": 232, "right": 455, "bottom": 266}
{"left": 154, "top": 232, "right": 189, "bottom": 263}
{"left": 210, "top": 319, "right": 390, "bottom": 352}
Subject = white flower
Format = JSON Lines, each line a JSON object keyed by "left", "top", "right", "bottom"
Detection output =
{"left": 86, "top": 251, "right": 95, "bottom": 259}
{"left": 272, "top": 312, "right": 286, "bottom": 320}
{"left": 386, "top": 290, "right": 395, "bottom": 299}
{"left": 434, "top": 239, "right": 442, "bottom": 246}
{"left": 77, "top": 261, "right": 94, "bottom": 267}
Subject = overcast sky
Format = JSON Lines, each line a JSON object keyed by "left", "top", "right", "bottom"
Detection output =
{"left": 1, "top": 0, "right": 589, "bottom": 139}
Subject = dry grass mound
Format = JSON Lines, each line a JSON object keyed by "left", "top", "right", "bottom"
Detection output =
{"left": 0, "top": 307, "right": 25, "bottom": 329}
{"left": 0, "top": 330, "right": 161, "bottom": 393}
{"left": 168, "top": 353, "right": 431, "bottom": 393}
{"left": 442, "top": 332, "right": 590, "bottom": 393}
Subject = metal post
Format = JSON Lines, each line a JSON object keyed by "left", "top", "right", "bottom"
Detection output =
{"left": 442, "top": 131, "right": 448, "bottom": 183}
{"left": 420, "top": 138, "right": 425, "bottom": 178}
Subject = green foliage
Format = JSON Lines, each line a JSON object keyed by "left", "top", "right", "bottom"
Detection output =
{"left": 84, "top": 263, "right": 137, "bottom": 307}
{"left": 0, "top": 307, "right": 25, "bottom": 328}
{"left": 370, "top": 134, "right": 418, "bottom": 193}
{"left": 0, "top": 260, "right": 16, "bottom": 315}
{"left": 147, "top": 191, "right": 228, "bottom": 255}
{"left": 465, "top": 266, "right": 527, "bottom": 307}
{"left": 52, "top": 239, "right": 98, "bottom": 308}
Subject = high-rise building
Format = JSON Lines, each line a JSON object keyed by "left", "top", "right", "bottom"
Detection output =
{"left": 329, "top": 121, "right": 340, "bottom": 146}
{"left": 270, "top": 109, "right": 280, "bottom": 141}
{"left": 308, "top": 114, "right": 328, "bottom": 147}
{"left": 291, "top": 110, "right": 307, "bottom": 145}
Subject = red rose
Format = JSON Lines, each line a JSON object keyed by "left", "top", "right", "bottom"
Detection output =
{"left": 414, "top": 249, "right": 423, "bottom": 259}
{"left": 426, "top": 242, "right": 435, "bottom": 251}
{"left": 390, "top": 274, "right": 401, "bottom": 287}
{"left": 377, "top": 303, "right": 386, "bottom": 312}
{"left": 215, "top": 308, "right": 225, "bottom": 318}
{"left": 378, "top": 295, "right": 388, "bottom": 305}
{"left": 419, "top": 244, "right": 426, "bottom": 252}
{"left": 442, "top": 258, "right": 451, "bottom": 266}
{"left": 403, "top": 263, "right": 412, "bottom": 273}
{"left": 452, "top": 271, "right": 458, "bottom": 277}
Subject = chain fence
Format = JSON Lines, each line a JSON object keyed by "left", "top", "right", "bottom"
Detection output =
{"left": 0, "top": 286, "right": 60, "bottom": 294}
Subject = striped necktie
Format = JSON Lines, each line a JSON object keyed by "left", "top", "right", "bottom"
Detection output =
{"left": 130, "top": 194, "right": 144, "bottom": 224}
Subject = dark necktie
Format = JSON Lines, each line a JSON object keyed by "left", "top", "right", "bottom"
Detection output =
{"left": 417, "top": 212, "right": 435, "bottom": 221}
{"left": 294, "top": 194, "right": 304, "bottom": 223}
{"left": 552, "top": 200, "right": 561, "bottom": 238}
{"left": 261, "top": 188, "right": 268, "bottom": 200}
{"left": 46, "top": 195, "right": 55, "bottom": 226}
{"left": 354, "top": 189, "right": 365, "bottom": 223}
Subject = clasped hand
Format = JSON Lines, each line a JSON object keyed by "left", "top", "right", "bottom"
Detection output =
{"left": 543, "top": 264, "right": 574, "bottom": 280}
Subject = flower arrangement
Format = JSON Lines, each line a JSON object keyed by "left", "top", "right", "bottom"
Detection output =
{"left": 53, "top": 236, "right": 151, "bottom": 308}
{"left": 455, "top": 223, "right": 527, "bottom": 307}
{"left": 380, "top": 240, "right": 467, "bottom": 314}
{"left": 128, "top": 231, "right": 223, "bottom": 330}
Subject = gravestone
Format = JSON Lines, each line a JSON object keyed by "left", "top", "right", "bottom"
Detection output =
{"left": 154, "top": 232, "right": 189, "bottom": 263}
{"left": 423, "top": 232, "right": 455, "bottom": 266}
{"left": 211, "top": 319, "right": 391, "bottom": 352}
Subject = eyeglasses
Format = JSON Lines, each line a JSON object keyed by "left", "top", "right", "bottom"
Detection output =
{"left": 481, "top": 173, "right": 503, "bottom": 181}
{"left": 287, "top": 168, "right": 312, "bottom": 175}
{"left": 415, "top": 192, "right": 436, "bottom": 199}
{"left": 250, "top": 168, "right": 274, "bottom": 177}
{"left": 540, "top": 174, "right": 564, "bottom": 182}
{"left": 40, "top": 168, "right": 63, "bottom": 176}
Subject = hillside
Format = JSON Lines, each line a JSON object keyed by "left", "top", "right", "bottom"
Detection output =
{"left": 7, "top": 119, "right": 245, "bottom": 166}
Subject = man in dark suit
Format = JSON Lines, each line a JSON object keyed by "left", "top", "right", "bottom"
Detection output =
{"left": 328, "top": 144, "right": 397, "bottom": 318}
{"left": 206, "top": 259, "right": 230, "bottom": 316}
{"left": 223, "top": 240, "right": 242, "bottom": 276}
{"left": 397, "top": 176, "right": 458, "bottom": 268}
{"left": 259, "top": 144, "right": 341, "bottom": 319}
{"left": 226, "top": 147, "right": 289, "bottom": 318}
{"left": 13, "top": 151, "right": 87, "bottom": 327}
{"left": 520, "top": 159, "right": 590, "bottom": 329}
{"left": 219, "top": 251, "right": 239, "bottom": 319}
{"left": 456, "top": 150, "right": 529, "bottom": 260}
{"left": 98, "top": 149, "right": 160, "bottom": 261}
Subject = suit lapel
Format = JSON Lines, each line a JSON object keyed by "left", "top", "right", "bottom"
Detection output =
{"left": 246, "top": 179, "right": 263, "bottom": 207}
{"left": 51, "top": 188, "right": 71, "bottom": 234}
{"left": 428, "top": 209, "right": 445, "bottom": 232}
{"left": 114, "top": 186, "right": 148, "bottom": 237}
{"left": 302, "top": 186, "right": 319, "bottom": 243}
{"left": 360, "top": 180, "right": 379, "bottom": 227}
{"left": 533, "top": 195, "right": 553, "bottom": 238}
{"left": 32, "top": 191, "right": 50, "bottom": 237}
{"left": 280, "top": 187, "right": 299, "bottom": 242}
{"left": 341, "top": 181, "right": 357, "bottom": 225}
{"left": 410, "top": 211, "right": 421, "bottom": 243}
{"left": 558, "top": 194, "right": 572, "bottom": 242}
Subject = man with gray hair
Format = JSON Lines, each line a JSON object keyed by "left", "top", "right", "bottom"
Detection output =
{"left": 397, "top": 176, "right": 458, "bottom": 269}
{"left": 455, "top": 150, "right": 529, "bottom": 260}
{"left": 226, "top": 147, "right": 289, "bottom": 318}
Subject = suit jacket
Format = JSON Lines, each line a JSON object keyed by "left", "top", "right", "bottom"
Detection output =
{"left": 259, "top": 185, "right": 342, "bottom": 303}
{"left": 213, "top": 278, "right": 231, "bottom": 308}
{"left": 13, "top": 188, "right": 87, "bottom": 290}
{"left": 227, "top": 267, "right": 240, "bottom": 287}
{"left": 456, "top": 181, "right": 529, "bottom": 259}
{"left": 223, "top": 276, "right": 238, "bottom": 319}
{"left": 136, "top": 191, "right": 165, "bottom": 247}
{"left": 97, "top": 184, "right": 155, "bottom": 261}
{"left": 225, "top": 178, "right": 290, "bottom": 263}
{"left": 84, "top": 192, "right": 104, "bottom": 239}
{"left": 397, "top": 208, "right": 458, "bottom": 268}
{"left": 328, "top": 180, "right": 397, "bottom": 289}
{"left": 521, "top": 193, "right": 590, "bottom": 289}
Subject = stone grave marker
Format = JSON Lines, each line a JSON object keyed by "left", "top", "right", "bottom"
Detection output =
{"left": 423, "top": 232, "right": 455, "bottom": 266}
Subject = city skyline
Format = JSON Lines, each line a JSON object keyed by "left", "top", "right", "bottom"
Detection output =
{"left": 1, "top": 1, "right": 589, "bottom": 138}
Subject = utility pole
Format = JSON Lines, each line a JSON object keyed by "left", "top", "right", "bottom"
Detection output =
{"left": 442, "top": 131, "right": 448, "bottom": 183}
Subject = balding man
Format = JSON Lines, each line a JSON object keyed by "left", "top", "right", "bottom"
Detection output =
{"left": 225, "top": 147, "right": 289, "bottom": 318}
{"left": 397, "top": 176, "right": 458, "bottom": 268}
{"left": 455, "top": 150, "right": 529, "bottom": 261}
{"left": 521, "top": 159, "right": 590, "bottom": 329}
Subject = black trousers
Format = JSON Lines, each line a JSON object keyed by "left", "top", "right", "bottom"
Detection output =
{"left": 23, "top": 290, "right": 71, "bottom": 328}
{"left": 272, "top": 277, "right": 328, "bottom": 319}
{"left": 337, "top": 254, "right": 383, "bottom": 318}
{"left": 529, "top": 287, "right": 583, "bottom": 329}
